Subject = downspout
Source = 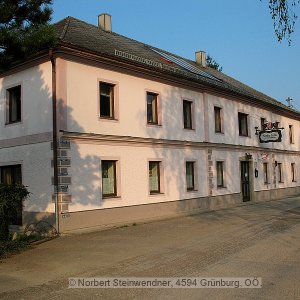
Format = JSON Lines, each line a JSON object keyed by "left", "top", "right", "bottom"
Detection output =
{"left": 49, "top": 49, "right": 59, "bottom": 234}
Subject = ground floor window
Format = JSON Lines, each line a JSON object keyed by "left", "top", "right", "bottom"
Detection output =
{"left": 149, "top": 161, "right": 161, "bottom": 194}
{"left": 0, "top": 164, "right": 22, "bottom": 185}
{"left": 216, "top": 161, "right": 224, "bottom": 187}
{"left": 0, "top": 164, "right": 23, "bottom": 225}
{"left": 277, "top": 162, "right": 283, "bottom": 183}
{"left": 186, "top": 161, "right": 195, "bottom": 191}
{"left": 102, "top": 160, "right": 117, "bottom": 197}
{"left": 263, "top": 163, "right": 268, "bottom": 184}
{"left": 291, "top": 163, "right": 296, "bottom": 182}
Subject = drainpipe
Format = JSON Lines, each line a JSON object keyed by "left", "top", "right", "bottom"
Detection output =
{"left": 49, "top": 49, "right": 59, "bottom": 234}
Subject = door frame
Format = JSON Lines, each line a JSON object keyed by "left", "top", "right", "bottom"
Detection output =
{"left": 239, "top": 156, "right": 254, "bottom": 202}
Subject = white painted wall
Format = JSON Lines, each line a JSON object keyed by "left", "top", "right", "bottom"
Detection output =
{"left": 68, "top": 141, "right": 208, "bottom": 212}
{"left": 65, "top": 60, "right": 299, "bottom": 153}
{"left": 0, "top": 62, "right": 52, "bottom": 139}
{"left": 207, "top": 95, "right": 300, "bottom": 150}
{"left": 0, "top": 142, "right": 54, "bottom": 213}
{"left": 65, "top": 61, "right": 205, "bottom": 142}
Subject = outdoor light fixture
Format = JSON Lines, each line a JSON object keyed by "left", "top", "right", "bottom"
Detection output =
{"left": 245, "top": 153, "right": 252, "bottom": 159}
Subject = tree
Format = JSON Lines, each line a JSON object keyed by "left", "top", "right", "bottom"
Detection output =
{"left": 0, "top": 0, "right": 57, "bottom": 70}
{"left": 266, "top": 0, "right": 300, "bottom": 45}
{"left": 206, "top": 54, "right": 223, "bottom": 72}
{"left": 0, "top": 184, "right": 30, "bottom": 240}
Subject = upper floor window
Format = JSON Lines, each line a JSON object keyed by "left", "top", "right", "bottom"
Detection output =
{"left": 260, "top": 118, "right": 266, "bottom": 131}
{"left": 238, "top": 112, "right": 248, "bottom": 136}
{"left": 102, "top": 160, "right": 117, "bottom": 197}
{"left": 100, "top": 82, "right": 114, "bottom": 118}
{"left": 289, "top": 125, "right": 294, "bottom": 144}
{"left": 186, "top": 161, "right": 195, "bottom": 191}
{"left": 147, "top": 92, "right": 158, "bottom": 124}
{"left": 214, "top": 106, "right": 222, "bottom": 133}
{"left": 7, "top": 85, "right": 21, "bottom": 124}
{"left": 183, "top": 100, "right": 193, "bottom": 129}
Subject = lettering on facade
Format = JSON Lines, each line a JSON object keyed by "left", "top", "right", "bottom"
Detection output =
{"left": 114, "top": 49, "right": 204, "bottom": 81}
{"left": 259, "top": 130, "right": 282, "bottom": 143}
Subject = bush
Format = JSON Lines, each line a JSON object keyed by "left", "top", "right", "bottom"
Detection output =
{"left": 0, "top": 184, "right": 30, "bottom": 240}
{"left": 0, "top": 235, "right": 32, "bottom": 259}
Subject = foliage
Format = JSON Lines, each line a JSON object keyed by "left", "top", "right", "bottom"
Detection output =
{"left": 206, "top": 54, "right": 223, "bottom": 72}
{"left": 0, "top": 0, "right": 57, "bottom": 70}
{"left": 266, "top": 0, "right": 300, "bottom": 45}
{"left": 0, "top": 235, "right": 31, "bottom": 259}
{"left": 0, "top": 184, "right": 30, "bottom": 240}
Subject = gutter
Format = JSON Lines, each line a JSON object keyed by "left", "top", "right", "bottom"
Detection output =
{"left": 49, "top": 49, "right": 59, "bottom": 234}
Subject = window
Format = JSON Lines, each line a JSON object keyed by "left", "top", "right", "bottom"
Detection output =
{"left": 186, "top": 162, "right": 195, "bottom": 191}
{"left": 0, "top": 165, "right": 22, "bottom": 185}
{"left": 0, "top": 165, "right": 22, "bottom": 225}
{"left": 238, "top": 112, "right": 248, "bottom": 136}
{"left": 102, "top": 160, "right": 117, "bottom": 197}
{"left": 291, "top": 163, "right": 296, "bottom": 182}
{"left": 214, "top": 107, "right": 222, "bottom": 133}
{"left": 183, "top": 100, "right": 193, "bottom": 129}
{"left": 278, "top": 163, "right": 283, "bottom": 183}
{"left": 289, "top": 125, "right": 294, "bottom": 144}
{"left": 260, "top": 118, "right": 266, "bottom": 131}
{"left": 216, "top": 161, "right": 224, "bottom": 187}
{"left": 149, "top": 161, "right": 161, "bottom": 193}
{"left": 147, "top": 92, "right": 158, "bottom": 124}
{"left": 100, "top": 82, "right": 114, "bottom": 118}
{"left": 7, "top": 85, "right": 21, "bottom": 124}
{"left": 263, "top": 163, "right": 268, "bottom": 184}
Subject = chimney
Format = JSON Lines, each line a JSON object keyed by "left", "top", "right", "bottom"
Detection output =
{"left": 98, "top": 13, "right": 112, "bottom": 32}
{"left": 195, "top": 51, "right": 206, "bottom": 68}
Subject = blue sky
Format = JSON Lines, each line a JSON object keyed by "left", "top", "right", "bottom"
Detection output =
{"left": 52, "top": 0, "right": 300, "bottom": 110}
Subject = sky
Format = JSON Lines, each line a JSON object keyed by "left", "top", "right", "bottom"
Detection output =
{"left": 52, "top": 0, "right": 300, "bottom": 110}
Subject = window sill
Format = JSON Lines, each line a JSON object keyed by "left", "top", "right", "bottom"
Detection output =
{"left": 215, "top": 131, "right": 224, "bottom": 135}
{"left": 292, "top": 180, "right": 297, "bottom": 183}
{"left": 183, "top": 128, "right": 195, "bottom": 131}
{"left": 187, "top": 189, "right": 198, "bottom": 192}
{"left": 149, "top": 192, "right": 164, "bottom": 196}
{"left": 278, "top": 181, "right": 284, "bottom": 184}
{"left": 5, "top": 121, "right": 22, "bottom": 126}
{"left": 147, "top": 123, "right": 162, "bottom": 127}
{"left": 217, "top": 186, "right": 226, "bottom": 189}
{"left": 239, "top": 134, "right": 250, "bottom": 138}
{"left": 102, "top": 195, "right": 121, "bottom": 199}
{"left": 99, "top": 117, "right": 118, "bottom": 122}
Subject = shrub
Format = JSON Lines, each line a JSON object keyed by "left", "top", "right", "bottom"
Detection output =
{"left": 0, "top": 184, "right": 30, "bottom": 240}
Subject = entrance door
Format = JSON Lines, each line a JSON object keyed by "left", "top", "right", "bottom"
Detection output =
{"left": 241, "top": 161, "right": 250, "bottom": 202}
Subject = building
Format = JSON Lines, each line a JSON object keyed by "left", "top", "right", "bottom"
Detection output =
{"left": 1, "top": 14, "right": 299, "bottom": 232}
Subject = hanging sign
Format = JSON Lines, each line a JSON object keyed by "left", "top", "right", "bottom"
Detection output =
{"left": 259, "top": 130, "right": 282, "bottom": 143}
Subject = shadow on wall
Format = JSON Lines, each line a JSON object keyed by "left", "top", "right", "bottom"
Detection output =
{"left": 1, "top": 66, "right": 55, "bottom": 226}
{"left": 1, "top": 65, "right": 105, "bottom": 228}
{"left": 135, "top": 85, "right": 243, "bottom": 216}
